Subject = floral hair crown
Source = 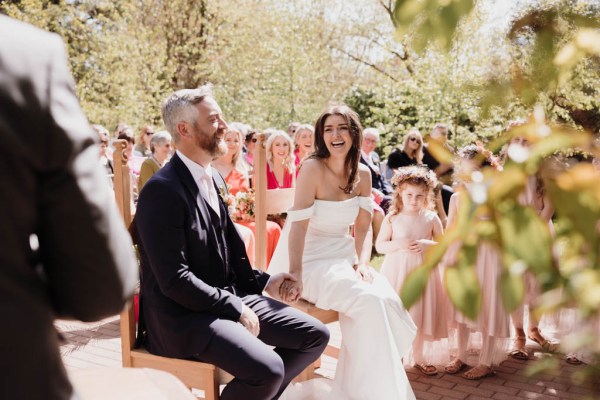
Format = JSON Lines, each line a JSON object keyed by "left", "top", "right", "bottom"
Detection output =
{"left": 391, "top": 165, "right": 438, "bottom": 190}
{"left": 458, "top": 142, "right": 502, "bottom": 170}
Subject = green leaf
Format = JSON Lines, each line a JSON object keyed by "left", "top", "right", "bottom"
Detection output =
{"left": 551, "top": 164, "right": 600, "bottom": 248}
{"left": 445, "top": 243, "right": 481, "bottom": 320}
{"left": 487, "top": 166, "right": 527, "bottom": 204}
{"left": 497, "top": 202, "right": 553, "bottom": 276}
{"left": 427, "top": 138, "right": 454, "bottom": 164}
{"left": 400, "top": 264, "right": 431, "bottom": 310}
{"left": 499, "top": 269, "right": 525, "bottom": 313}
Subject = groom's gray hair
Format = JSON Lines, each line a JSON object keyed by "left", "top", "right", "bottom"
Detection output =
{"left": 162, "top": 84, "right": 214, "bottom": 144}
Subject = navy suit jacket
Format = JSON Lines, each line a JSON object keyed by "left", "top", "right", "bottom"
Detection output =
{"left": 135, "top": 153, "right": 270, "bottom": 359}
{"left": 360, "top": 153, "right": 392, "bottom": 195}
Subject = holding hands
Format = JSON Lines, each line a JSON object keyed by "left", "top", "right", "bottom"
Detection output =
{"left": 265, "top": 272, "right": 303, "bottom": 303}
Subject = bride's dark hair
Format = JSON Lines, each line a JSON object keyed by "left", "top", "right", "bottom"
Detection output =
{"left": 311, "top": 104, "right": 363, "bottom": 194}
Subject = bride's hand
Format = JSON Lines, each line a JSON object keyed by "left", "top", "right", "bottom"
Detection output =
{"left": 265, "top": 273, "right": 300, "bottom": 302}
{"left": 266, "top": 273, "right": 302, "bottom": 303}
{"left": 355, "top": 265, "right": 374, "bottom": 283}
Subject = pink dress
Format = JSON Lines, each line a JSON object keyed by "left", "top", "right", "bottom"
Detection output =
{"left": 514, "top": 176, "right": 556, "bottom": 330}
{"left": 445, "top": 192, "right": 510, "bottom": 365}
{"left": 378, "top": 210, "right": 449, "bottom": 365}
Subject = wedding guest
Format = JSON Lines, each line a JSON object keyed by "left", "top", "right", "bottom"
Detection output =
{"left": 287, "top": 121, "right": 300, "bottom": 139}
{"left": 377, "top": 166, "right": 448, "bottom": 376}
{"left": 269, "top": 104, "right": 416, "bottom": 399}
{"left": 135, "top": 85, "right": 329, "bottom": 400}
{"left": 423, "top": 124, "right": 454, "bottom": 213}
{"left": 243, "top": 128, "right": 258, "bottom": 170}
{"left": 0, "top": 16, "right": 137, "bottom": 399}
{"left": 134, "top": 125, "right": 155, "bottom": 157}
{"left": 213, "top": 127, "right": 281, "bottom": 266}
{"left": 117, "top": 127, "right": 136, "bottom": 159}
{"left": 360, "top": 127, "right": 392, "bottom": 213}
{"left": 444, "top": 144, "right": 510, "bottom": 380}
{"left": 266, "top": 131, "right": 295, "bottom": 189}
{"left": 358, "top": 127, "right": 389, "bottom": 261}
{"left": 138, "top": 131, "right": 172, "bottom": 191}
{"left": 92, "top": 124, "right": 114, "bottom": 179}
{"left": 387, "top": 129, "right": 425, "bottom": 170}
{"left": 214, "top": 127, "right": 250, "bottom": 195}
{"left": 117, "top": 127, "right": 145, "bottom": 189}
{"left": 423, "top": 124, "right": 454, "bottom": 183}
{"left": 293, "top": 124, "right": 315, "bottom": 167}
{"left": 114, "top": 122, "right": 131, "bottom": 138}
{"left": 508, "top": 135, "right": 557, "bottom": 359}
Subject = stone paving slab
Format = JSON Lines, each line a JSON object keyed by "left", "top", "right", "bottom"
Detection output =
{"left": 56, "top": 317, "right": 599, "bottom": 399}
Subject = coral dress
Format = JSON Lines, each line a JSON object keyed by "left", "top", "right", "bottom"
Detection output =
{"left": 225, "top": 168, "right": 281, "bottom": 266}
{"left": 378, "top": 210, "right": 449, "bottom": 365}
{"left": 270, "top": 197, "right": 416, "bottom": 400}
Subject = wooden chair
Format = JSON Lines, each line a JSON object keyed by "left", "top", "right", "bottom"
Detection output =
{"left": 113, "top": 140, "right": 228, "bottom": 400}
{"left": 252, "top": 133, "right": 340, "bottom": 380}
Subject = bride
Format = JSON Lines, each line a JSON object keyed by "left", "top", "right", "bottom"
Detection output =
{"left": 268, "top": 105, "right": 417, "bottom": 400}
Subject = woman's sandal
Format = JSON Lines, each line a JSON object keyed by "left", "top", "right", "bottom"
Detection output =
{"left": 509, "top": 336, "right": 529, "bottom": 360}
{"left": 566, "top": 354, "right": 583, "bottom": 365}
{"left": 415, "top": 363, "right": 438, "bottom": 376}
{"left": 463, "top": 365, "right": 496, "bottom": 380}
{"left": 444, "top": 358, "right": 467, "bottom": 374}
{"left": 528, "top": 328, "right": 559, "bottom": 353}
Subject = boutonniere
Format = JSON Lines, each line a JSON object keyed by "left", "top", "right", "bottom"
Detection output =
{"left": 219, "top": 186, "right": 237, "bottom": 215}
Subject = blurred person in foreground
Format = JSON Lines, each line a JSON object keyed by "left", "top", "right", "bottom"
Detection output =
{"left": 0, "top": 16, "right": 138, "bottom": 399}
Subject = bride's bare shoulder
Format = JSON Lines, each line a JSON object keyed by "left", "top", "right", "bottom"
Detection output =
{"left": 298, "top": 158, "right": 325, "bottom": 176}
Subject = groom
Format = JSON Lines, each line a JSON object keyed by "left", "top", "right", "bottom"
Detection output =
{"left": 134, "top": 85, "right": 329, "bottom": 400}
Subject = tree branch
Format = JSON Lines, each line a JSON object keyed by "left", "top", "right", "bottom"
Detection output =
{"left": 330, "top": 45, "right": 398, "bottom": 82}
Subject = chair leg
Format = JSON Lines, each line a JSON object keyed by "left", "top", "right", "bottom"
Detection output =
{"left": 314, "top": 356, "right": 322, "bottom": 368}
{"left": 293, "top": 361, "right": 316, "bottom": 383}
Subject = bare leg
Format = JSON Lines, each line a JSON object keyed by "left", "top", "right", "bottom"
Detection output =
{"left": 445, "top": 323, "right": 468, "bottom": 374}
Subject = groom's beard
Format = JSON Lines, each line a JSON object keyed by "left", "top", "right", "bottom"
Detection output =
{"left": 193, "top": 125, "right": 228, "bottom": 159}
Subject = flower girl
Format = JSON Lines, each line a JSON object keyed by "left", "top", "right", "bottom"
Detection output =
{"left": 376, "top": 165, "right": 448, "bottom": 375}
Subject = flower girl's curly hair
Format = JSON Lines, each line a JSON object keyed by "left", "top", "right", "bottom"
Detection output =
{"left": 389, "top": 165, "right": 438, "bottom": 216}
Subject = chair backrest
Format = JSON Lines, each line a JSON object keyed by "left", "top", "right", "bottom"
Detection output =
{"left": 112, "top": 140, "right": 137, "bottom": 366}
{"left": 253, "top": 133, "right": 295, "bottom": 271}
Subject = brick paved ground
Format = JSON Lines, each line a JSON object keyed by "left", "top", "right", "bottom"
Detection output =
{"left": 57, "top": 317, "right": 598, "bottom": 399}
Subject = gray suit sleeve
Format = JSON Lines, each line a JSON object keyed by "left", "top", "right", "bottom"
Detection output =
{"left": 37, "top": 35, "right": 138, "bottom": 321}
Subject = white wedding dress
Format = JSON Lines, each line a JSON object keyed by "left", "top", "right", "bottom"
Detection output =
{"left": 269, "top": 197, "right": 417, "bottom": 400}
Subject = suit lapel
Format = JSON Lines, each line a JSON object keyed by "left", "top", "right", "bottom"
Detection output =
{"left": 170, "top": 154, "right": 224, "bottom": 264}
{"left": 361, "top": 154, "right": 378, "bottom": 176}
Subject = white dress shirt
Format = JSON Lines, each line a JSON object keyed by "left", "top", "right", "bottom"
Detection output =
{"left": 176, "top": 150, "right": 220, "bottom": 217}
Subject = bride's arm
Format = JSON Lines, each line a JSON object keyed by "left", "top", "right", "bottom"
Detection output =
{"left": 354, "top": 167, "right": 373, "bottom": 267}
{"left": 288, "top": 160, "right": 319, "bottom": 283}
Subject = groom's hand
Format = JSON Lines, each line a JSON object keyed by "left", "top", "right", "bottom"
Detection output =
{"left": 239, "top": 304, "right": 260, "bottom": 336}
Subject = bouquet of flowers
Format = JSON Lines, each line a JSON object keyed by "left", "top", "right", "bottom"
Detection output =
{"left": 233, "top": 189, "right": 255, "bottom": 222}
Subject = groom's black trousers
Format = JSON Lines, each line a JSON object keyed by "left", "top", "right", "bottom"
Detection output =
{"left": 193, "top": 294, "right": 330, "bottom": 400}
